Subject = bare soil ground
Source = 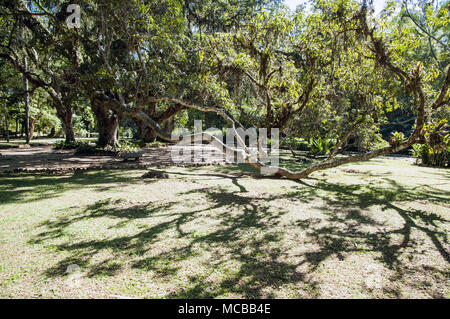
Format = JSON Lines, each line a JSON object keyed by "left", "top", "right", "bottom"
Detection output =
{"left": 0, "top": 145, "right": 227, "bottom": 173}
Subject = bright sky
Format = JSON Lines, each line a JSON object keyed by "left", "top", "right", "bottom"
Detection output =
{"left": 284, "top": 0, "right": 387, "bottom": 15}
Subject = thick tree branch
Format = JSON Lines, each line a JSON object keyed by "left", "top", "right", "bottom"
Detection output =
{"left": 431, "top": 67, "right": 450, "bottom": 110}
{"left": 328, "top": 120, "right": 364, "bottom": 160}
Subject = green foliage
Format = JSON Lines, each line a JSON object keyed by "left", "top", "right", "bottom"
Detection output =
{"left": 389, "top": 131, "right": 406, "bottom": 147}
{"left": 282, "top": 137, "right": 310, "bottom": 151}
{"left": 75, "top": 142, "right": 138, "bottom": 156}
{"left": 117, "top": 140, "right": 141, "bottom": 153}
{"left": 412, "top": 143, "right": 449, "bottom": 167}
{"left": 137, "top": 140, "right": 167, "bottom": 148}
{"left": 53, "top": 140, "right": 119, "bottom": 156}
{"left": 308, "top": 137, "right": 336, "bottom": 156}
{"left": 145, "top": 141, "right": 167, "bottom": 148}
{"left": 54, "top": 139, "right": 142, "bottom": 155}
{"left": 1, "top": 0, "right": 449, "bottom": 158}
{"left": 53, "top": 140, "right": 89, "bottom": 150}
{"left": 412, "top": 119, "right": 450, "bottom": 167}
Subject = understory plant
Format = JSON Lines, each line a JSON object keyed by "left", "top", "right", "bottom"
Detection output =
{"left": 309, "top": 137, "right": 336, "bottom": 156}
{"left": 412, "top": 119, "right": 449, "bottom": 167}
{"left": 53, "top": 140, "right": 90, "bottom": 150}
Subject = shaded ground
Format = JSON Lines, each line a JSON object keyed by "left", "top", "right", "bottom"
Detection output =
{"left": 0, "top": 145, "right": 227, "bottom": 173}
{"left": 0, "top": 143, "right": 416, "bottom": 174}
{"left": 0, "top": 157, "right": 448, "bottom": 299}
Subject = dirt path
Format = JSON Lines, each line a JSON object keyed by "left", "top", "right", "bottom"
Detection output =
{"left": 0, "top": 145, "right": 417, "bottom": 174}
{"left": 0, "top": 145, "right": 227, "bottom": 173}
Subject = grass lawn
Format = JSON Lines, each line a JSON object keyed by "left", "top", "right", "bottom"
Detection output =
{"left": 0, "top": 158, "right": 449, "bottom": 298}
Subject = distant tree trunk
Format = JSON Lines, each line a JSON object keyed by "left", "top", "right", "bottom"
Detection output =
{"left": 137, "top": 122, "right": 157, "bottom": 142}
{"left": 135, "top": 102, "right": 181, "bottom": 143}
{"left": 29, "top": 118, "right": 36, "bottom": 140}
{"left": 62, "top": 111, "right": 75, "bottom": 143}
{"left": 97, "top": 116, "right": 119, "bottom": 147}
{"left": 15, "top": 118, "right": 19, "bottom": 137}
{"left": 162, "top": 117, "right": 175, "bottom": 137}
{"left": 91, "top": 98, "right": 120, "bottom": 147}
{"left": 136, "top": 116, "right": 175, "bottom": 143}
{"left": 54, "top": 100, "right": 75, "bottom": 143}
{"left": 23, "top": 56, "right": 30, "bottom": 144}
{"left": 48, "top": 127, "right": 55, "bottom": 138}
{"left": 136, "top": 102, "right": 157, "bottom": 142}
{"left": 3, "top": 99, "right": 9, "bottom": 143}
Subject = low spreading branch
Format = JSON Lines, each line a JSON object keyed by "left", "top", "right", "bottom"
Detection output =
{"left": 130, "top": 7, "right": 449, "bottom": 180}
{"left": 328, "top": 120, "right": 364, "bottom": 160}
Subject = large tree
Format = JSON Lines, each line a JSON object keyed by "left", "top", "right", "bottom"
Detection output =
{"left": 132, "top": 0, "right": 449, "bottom": 178}
{"left": 0, "top": 0, "right": 85, "bottom": 143}
{"left": 1, "top": 0, "right": 448, "bottom": 179}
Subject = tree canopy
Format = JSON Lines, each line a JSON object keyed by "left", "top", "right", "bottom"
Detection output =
{"left": 1, "top": 0, "right": 448, "bottom": 176}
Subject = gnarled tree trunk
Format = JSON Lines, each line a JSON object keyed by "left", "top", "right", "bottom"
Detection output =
{"left": 137, "top": 120, "right": 157, "bottom": 142}
{"left": 62, "top": 111, "right": 75, "bottom": 143}
{"left": 135, "top": 102, "right": 180, "bottom": 143}
{"left": 91, "top": 98, "right": 120, "bottom": 147}
{"left": 136, "top": 102, "right": 157, "bottom": 142}
{"left": 54, "top": 101, "right": 76, "bottom": 143}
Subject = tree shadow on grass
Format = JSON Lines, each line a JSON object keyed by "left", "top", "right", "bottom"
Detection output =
{"left": 0, "top": 170, "right": 142, "bottom": 205}
{"left": 29, "top": 179, "right": 319, "bottom": 297}
{"left": 294, "top": 178, "right": 449, "bottom": 265}
{"left": 27, "top": 170, "right": 449, "bottom": 298}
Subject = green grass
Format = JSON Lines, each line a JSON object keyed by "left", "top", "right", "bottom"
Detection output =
{"left": 0, "top": 158, "right": 449, "bottom": 298}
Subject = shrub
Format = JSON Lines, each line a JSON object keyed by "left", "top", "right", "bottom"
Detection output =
{"left": 282, "top": 137, "right": 310, "bottom": 151}
{"left": 308, "top": 137, "right": 336, "bottom": 156}
{"left": 412, "top": 143, "right": 449, "bottom": 167}
{"left": 389, "top": 131, "right": 405, "bottom": 147}
{"left": 411, "top": 119, "right": 449, "bottom": 167}
{"left": 117, "top": 140, "right": 141, "bottom": 153}
{"left": 141, "top": 141, "right": 166, "bottom": 148}
{"left": 53, "top": 140, "right": 89, "bottom": 150}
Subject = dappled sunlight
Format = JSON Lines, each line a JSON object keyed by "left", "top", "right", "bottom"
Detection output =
{"left": 1, "top": 159, "right": 447, "bottom": 298}
{"left": 1, "top": 0, "right": 449, "bottom": 302}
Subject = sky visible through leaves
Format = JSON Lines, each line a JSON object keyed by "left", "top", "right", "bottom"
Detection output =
{"left": 284, "top": 0, "right": 387, "bottom": 15}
